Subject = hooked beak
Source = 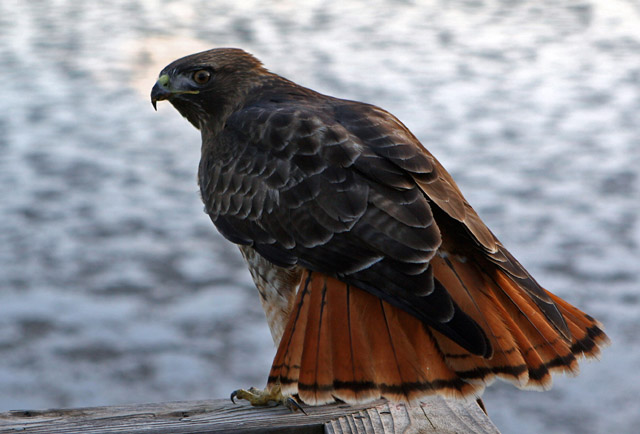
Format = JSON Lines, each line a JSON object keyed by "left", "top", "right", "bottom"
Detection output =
{"left": 151, "top": 74, "right": 172, "bottom": 111}
{"left": 151, "top": 73, "right": 201, "bottom": 110}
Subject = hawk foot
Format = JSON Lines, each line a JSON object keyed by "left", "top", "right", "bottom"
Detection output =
{"left": 230, "top": 384, "right": 306, "bottom": 414}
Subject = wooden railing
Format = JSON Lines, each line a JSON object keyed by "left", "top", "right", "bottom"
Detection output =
{"left": 0, "top": 396, "right": 500, "bottom": 433}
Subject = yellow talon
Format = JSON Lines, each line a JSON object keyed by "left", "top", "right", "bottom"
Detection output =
{"left": 230, "top": 384, "right": 306, "bottom": 414}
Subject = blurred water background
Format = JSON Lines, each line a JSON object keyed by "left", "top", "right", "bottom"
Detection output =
{"left": 1, "top": 1, "right": 639, "bottom": 432}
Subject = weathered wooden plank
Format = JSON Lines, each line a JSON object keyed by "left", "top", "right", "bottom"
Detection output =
{"left": 0, "top": 396, "right": 500, "bottom": 433}
{"left": 325, "top": 400, "right": 498, "bottom": 434}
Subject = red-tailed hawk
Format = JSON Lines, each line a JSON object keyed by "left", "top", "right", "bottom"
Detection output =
{"left": 151, "top": 48, "right": 608, "bottom": 407}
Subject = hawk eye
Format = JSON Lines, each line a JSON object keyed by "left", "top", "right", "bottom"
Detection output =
{"left": 192, "top": 69, "right": 211, "bottom": 85}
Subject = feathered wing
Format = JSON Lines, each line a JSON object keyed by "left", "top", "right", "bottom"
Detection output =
{"left": 200, "top": 92, "right": 608, "bottom": 404}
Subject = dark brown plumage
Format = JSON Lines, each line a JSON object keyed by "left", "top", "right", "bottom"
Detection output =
{"left": 151, "top": 48, "right": 609, "bottom": 405}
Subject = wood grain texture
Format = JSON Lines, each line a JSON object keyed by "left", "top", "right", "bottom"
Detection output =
{"left": 326, "top": 400, "right": 499, "bottom": 434}
{"left": 0, "top": 397, "right": 499, "bottom": 434}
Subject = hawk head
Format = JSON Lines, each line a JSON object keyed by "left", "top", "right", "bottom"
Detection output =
{"left": 151, "top": 48, "right": 267, "bottom": 130}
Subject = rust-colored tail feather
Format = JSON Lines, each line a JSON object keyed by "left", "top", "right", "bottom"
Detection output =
{"left": 268, "top": 261, "right": 609, "bottom": 405}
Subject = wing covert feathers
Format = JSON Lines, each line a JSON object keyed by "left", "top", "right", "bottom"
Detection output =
{"left": 268, "top": 266, "right": 609, "bottom": 405}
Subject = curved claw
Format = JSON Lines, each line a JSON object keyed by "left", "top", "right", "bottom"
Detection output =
{"left": 285, "top": 397, "right": 307, "bottom": 415}
{"left": 228, "top": 385, "right": 303, "bottom": 412}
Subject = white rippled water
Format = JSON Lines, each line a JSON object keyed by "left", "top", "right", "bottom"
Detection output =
{"left": 0, "top": 1, "right": 638, "bottom": 433}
